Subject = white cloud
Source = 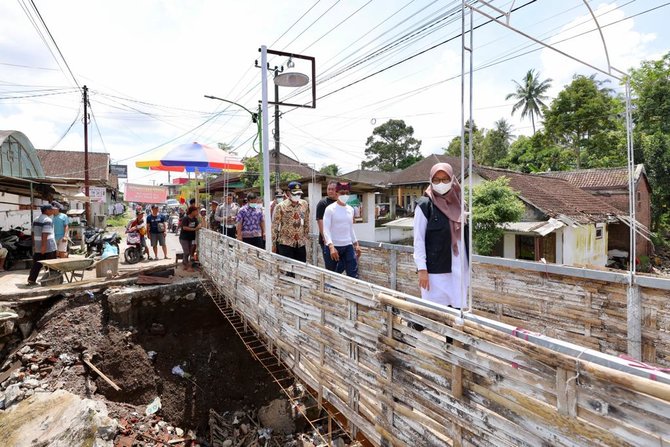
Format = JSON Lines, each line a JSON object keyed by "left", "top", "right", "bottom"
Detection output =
{"left": 540, "top": 2, "right": 656, "bottom": 94}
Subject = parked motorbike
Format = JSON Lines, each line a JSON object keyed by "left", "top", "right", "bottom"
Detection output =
{"left": 0, "top": 225, "right": 32, "bottom": 270}
{"left": 84, "top": 226, "right": 121, "bottom": 257}
{"left": 169, "top": 215, "right": 179, "bottom": 233}
{"left": 124, "top": 231, "right": 144, "bottom": 264}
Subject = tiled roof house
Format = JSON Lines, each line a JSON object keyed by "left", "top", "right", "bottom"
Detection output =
{"left": 539, "top": 165, "right": 651, "bottom": 256}
{"left": 471, "top": 166, "right": 624, "bottom": 267}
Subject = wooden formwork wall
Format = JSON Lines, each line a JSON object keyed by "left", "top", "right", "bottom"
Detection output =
{"left": 200, "top": 231, "right": 670, "bottom": 447}
{"left": 352, "top": 241, "right": 670, "bottom": 368}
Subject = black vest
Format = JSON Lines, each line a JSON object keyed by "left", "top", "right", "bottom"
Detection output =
{"left": 417, "top": 197, "right": 453, "bottom": 274}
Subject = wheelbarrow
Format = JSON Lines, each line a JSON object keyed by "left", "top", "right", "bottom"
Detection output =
{"left": 38, "top": 256, "right": 118, "bottom": 286}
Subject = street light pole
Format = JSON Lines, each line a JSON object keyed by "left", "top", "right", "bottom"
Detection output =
{"left": 274, "top": 80, "right": 281, "bottom": 192}
{"left": 260, "top": 46, "right": 272, "bottom": 252}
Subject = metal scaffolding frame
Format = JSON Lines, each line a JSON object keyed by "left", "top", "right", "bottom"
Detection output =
{"left": 460, "top": 0, "right": 641, "bottom": 358}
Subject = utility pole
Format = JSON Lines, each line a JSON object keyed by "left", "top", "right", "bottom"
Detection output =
{"left": 274, "top": 79, "right": 281, "bottom": 192}
{"left": 83, "top": 85, "right": 90, "bottom": 225}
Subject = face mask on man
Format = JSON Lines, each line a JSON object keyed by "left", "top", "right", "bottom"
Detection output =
{"left": 432, "top": 181, "right": 452, "bottom": 195}
{"left": 338, "top": 194, "right": 350, "bottom": 204}
{"left": 290, "top": 194, "right": 301, "bottom": 203}
{"left": 249, "top": 203, "right": 260, "bottom": 209}
{"left": 276, "top": 198, "right": 284, "bottom": 204}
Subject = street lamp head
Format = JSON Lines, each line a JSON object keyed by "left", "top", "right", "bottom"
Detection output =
{"left": 286, "top": 57, "right": 295, "bottom": 69}
{"left": 274, "top": 72, "right": 309, "bottom": 88}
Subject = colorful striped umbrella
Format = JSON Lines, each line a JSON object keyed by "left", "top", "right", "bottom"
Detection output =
{"left": 135, "top": 142, "right": 245, "bottom": 173}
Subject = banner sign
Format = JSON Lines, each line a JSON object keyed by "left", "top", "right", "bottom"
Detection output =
{"left": 89, "top": 187, "right": 107, "bottom": 203}
{"left": 109, "top": 164, "right": 128, "bottom": 178}
{"left": 124, "top": 183, "right": 167, "bottom": 204}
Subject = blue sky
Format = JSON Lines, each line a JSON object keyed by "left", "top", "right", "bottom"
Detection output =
{"left": 1, "top": 1, "right": 668, "bottom": 188}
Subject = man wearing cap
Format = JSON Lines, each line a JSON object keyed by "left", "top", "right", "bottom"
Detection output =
{"left": 208, "top": 200, "right": 221, "bottom": 233}
{"left": 215, "top": 193, "right": 239, "bottom": 238}
{"left": 272, "top": 181, "right": 310, "bottom": 262}
{"left": 270, "top": 189, "right": 285, "bottom": 219}
{"left": 27, "top": 204, "right": 58, "bottom": 285}
{"left": 322, "top": 182, "right": 361, "bottom": 278}
{"left": 147, "top": 204, "right": 169, "bottom": 260}
{"left": 51, "top": 201, "right": 70, "bottom": 258}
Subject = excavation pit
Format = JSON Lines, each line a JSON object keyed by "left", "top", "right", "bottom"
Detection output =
{"left": 0, "top": 276, "right": 285, "bottom": 443}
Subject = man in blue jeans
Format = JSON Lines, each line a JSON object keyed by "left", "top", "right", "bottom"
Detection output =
{"left": 321, "top": 182, "right": 361, "bottom": 278}
{"left": 146, "top": 204, "right": 169, "bottom": 260}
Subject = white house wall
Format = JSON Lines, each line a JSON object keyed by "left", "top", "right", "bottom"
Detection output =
{"left": 503, "top": 233, "right": 515, "bottom": 258}
{"left": 354, "top": 192, "right": 376, "bottom": 242}
{"left": 562, "top": 224, "right": 607, "bottom": 266}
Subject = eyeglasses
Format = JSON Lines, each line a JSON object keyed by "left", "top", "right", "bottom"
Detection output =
{"left": 431, "top": 178, "right": 451, "bottom": 184}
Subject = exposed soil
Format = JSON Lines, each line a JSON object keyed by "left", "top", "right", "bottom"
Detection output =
{"left": 99, "top": 293, "right": 282, "bottom": 433}
{"left": 1, "top": 285, "right": 283, "bottom": 442}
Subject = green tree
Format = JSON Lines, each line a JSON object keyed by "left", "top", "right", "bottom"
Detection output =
{"left": 543, "top": 75, "right": 625, "bottom": 169}
{"left": 629, "top": 52, "right": 670, "bottom": 230}
{"left": 505, "top": 69, "right": 552, "bottom": 134}
{"left": 629, "top": 52, "right": 670, "bottom": 135}
{"left": 444, "top": 120, "right": 485, "bottom": 161}
{"left": 362, "top": 119, "right": 422, "bottom": 171}
{"left": 499, "top": 133, "right": 573, "bottom": 173}
{"left": 240, "top": 155, "right": 301, "bottom": 189}
{"left": 319, "top": 163, "right": 341, "bottom": 176}
{"left": 480, "top": 118, "right": 513, "bottom": 166}
{"left": 471, "top": 177, "right": 525, "bottom": 255}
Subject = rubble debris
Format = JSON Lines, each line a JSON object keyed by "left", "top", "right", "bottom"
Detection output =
{"left": 146, "top": 396, "right": 162, "bottom": 415}
{"left": 0, "top": 285, "right": 314, "bottom": 446}
{"left": 258, "top": 398, "right": 295, "bottom": 435}
{"left": 209, "top": 407, "right": 363, "bottom": 447}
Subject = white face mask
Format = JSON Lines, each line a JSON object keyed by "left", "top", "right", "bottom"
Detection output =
{"left": 338, "top": 194, "right": 350, "bottom": 204}
{"left": 276, "top": 198, "right": 284, "bottom": 204}
{"left": 249, "top": 203, "right": 260, "bottom": 209}
{"left": 432, "top": 181, "right": 452, "bottom": 195}
{"left": 290, "top": 194, "right": 301, "bottom": 203}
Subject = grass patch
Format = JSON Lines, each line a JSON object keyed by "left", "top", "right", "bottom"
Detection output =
{"left": 106, "top": 213, "right": 129, "bottom": 228}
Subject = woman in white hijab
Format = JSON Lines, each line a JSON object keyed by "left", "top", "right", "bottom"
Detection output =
{"left": 413, "top": 162, "right": 468, "bottom": 308}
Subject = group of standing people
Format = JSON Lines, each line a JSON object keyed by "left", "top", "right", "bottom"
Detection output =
{"left": 20, "top": 162, "right": 465, "bottom": 309}
{"left": 27, "top": 201, "right": 69, "bottom": 286}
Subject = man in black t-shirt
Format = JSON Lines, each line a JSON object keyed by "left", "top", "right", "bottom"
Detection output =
{"left": 315, "top": 180, "right": 339, "bottom": 271}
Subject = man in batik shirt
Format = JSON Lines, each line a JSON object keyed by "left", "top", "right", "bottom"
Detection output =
{"left": 271, "top": 181, "right": 310, "bottom": 262}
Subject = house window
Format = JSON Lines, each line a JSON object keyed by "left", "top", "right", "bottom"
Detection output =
{"left": 515, "top": 233, "right": 556, "bottom": 263}
{"left": 595, "top": 225, "right": 604, "bottom": 240}
{"left": 516, "top": 235, "right": 535, "bottom": 261}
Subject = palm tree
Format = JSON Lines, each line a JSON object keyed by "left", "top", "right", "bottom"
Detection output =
{"left": 505, "top": 69, "right": 552, "bottom": 134}
{"left": 493, "top": 118, "right": 514, "bottom": 145}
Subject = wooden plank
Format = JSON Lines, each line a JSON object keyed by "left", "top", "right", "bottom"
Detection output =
{"left": 83, "top": 357, "right": 121, "bottom": 391}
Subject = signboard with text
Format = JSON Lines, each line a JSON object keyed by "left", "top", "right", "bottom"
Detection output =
{"left": 124, "top": 183, "right": 168, "bottom": 204}
{"left": 109, "top": 164, "right": 128, "bottom": 178}
{"left": 89, "top": 187, "right": 107, "bottom": 203}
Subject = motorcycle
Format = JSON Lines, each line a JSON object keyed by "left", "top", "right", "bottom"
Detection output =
{"left": 0, "top": 226, "right": 32, "bottom": 270}
{"left": 169, "top": 215, "right": 180, "bottom": 233}
{"left": 124, "top": 231, "right": 144, "bottom": 264}
{"left": 84, "top": 227, "right": 121, "bottom": 257}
